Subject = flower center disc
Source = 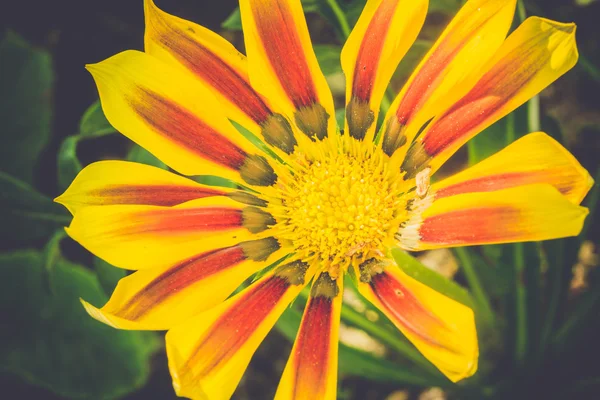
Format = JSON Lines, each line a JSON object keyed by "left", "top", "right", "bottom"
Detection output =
{"left": 270, "top": 136, "right": 407, "bottom": 278}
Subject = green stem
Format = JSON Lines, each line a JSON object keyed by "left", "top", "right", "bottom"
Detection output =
{"left": 517, "top": 0, "right": 542, "bottom": 136}
{"left": 527, "top": 95, "right": 540, "bottom": 132}
{"left": 454, "top": 248, "right": 495, "bottom": 326}
{"left": 325, "top": 0, "right": 351, "bottom": 38}
{"left": 579, "top": 53, "right": 600, "bottom": 83}
{"left": 517, "top": 0, "right": 527, "bottom": 22}
{"left": 549, "top": 167, "right": 600, "bottom": 347}
{"left": 506, "top": 111, "right": 516, "bottom": 145}
{"left": 379, "top": 88, "right": 394, "bottom": 116}
{"left": 538, "top": 240, "right": 566, "bottom": 354}
{"left": 513, "top": 243, "right": 528, "bottom": 368}
{"left": 553, "top": 287, "right": 600, "bottom": 346}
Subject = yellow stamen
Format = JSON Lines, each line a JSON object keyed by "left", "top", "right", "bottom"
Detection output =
{"left": 268, "top": 135, "right": 410, "bottom": 278}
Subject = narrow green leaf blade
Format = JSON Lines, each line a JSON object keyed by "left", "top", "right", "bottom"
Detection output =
{"left": 0, "top": 172, "right": 70, "bottom": 245}
{"left": 391, "top": 248, "right": 474, "bottom": 308}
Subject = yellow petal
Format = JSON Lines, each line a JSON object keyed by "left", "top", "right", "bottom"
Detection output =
{"left": 382, "top": 0, "right": 517, "bottom": 156}
{"left": 166, "top": 260, "right": 314, "bottom": 400}
{"left": 356, "top": 258, "right": 478, "bottom": 382}
{"left": 143, "top": 0, "right": 298, "bottom": 155}
{"left": 87, "top": 50, "right": 277, "bottom": 186}
{"left": 341, "top": 0, "right": 428, "bottom": 141}
{"left": 55, "top": 160, "right": 228, "bottom": 215}
{"left": 398, "top": 184, "right": 589, "bottom": 251}
{"left": 432, "top": 132, "right": 594, "bottom": 204}
{"left": 400, "top": 17, "right": 579, "bottom": 178}
{"left": 240, "top": 0, "right": 335, "bottom": 143}
{"left": 275, "top": 272, "right": 342, "bottom": 400}
{"left": 66, "top": 196, "right": 276, "bottom": 270}
{"left": 81, "top": 239, "right": 287, "bottom": 330}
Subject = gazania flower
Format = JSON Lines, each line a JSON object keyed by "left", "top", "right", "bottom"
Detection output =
{"left": 57, "top": 0, "right": 592, "bottom": 398}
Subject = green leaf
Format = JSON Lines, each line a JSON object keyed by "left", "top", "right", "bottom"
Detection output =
{"left": 127, "top": 144, "right": 168, "bottom": 170}
{"left": 467, "top": 118, "right": 510, "bottom": 166}
{"left": 579, "top": 52, "right": 600, "bottom": 83}
{"left": 453, "top": 248, "right": 496, "bottom": 327}
{"left": 78, "top": 100, "right": 116, "bottom": 137}
{"left": 94, "top": 257, "right": 126, "bottom": 295}
{"left": 311, "top": 0, "right": 352, "bottom": 39}
{"left": 275, "top": 306, "right": 445, "bottom": 386}
{"left": 467, "top": 105, "right": 529, "bottom": 166}
{"left": 429, "top": 0, "right": 463, "bottom": 13}
{"left": 57, "top": 136, "right": 83, "bottom": 193}
{"left": 390, "top": 40, "right": 432, "bottom": 91}
{"left": 391, "top": 248, "right": 474, "bottom": 308}
{"left": 192, "top": 175, "right": 242, "bottom": 189}
{"left": 221, "top": 7, "right": 242, "bottom": 30}
{"left": 0, "top": 32, "right": 53, "bottom": 185}
{"left": 336, "top": 108, "right": 345, "bottom": 128}
{"left": 314, "top": 44, "right": 342, "bottom": 76}
{"left": 57, "top": 101, "right": 118, "bottom": 191}
{"left": 0, "top": 172, "right": 70, "bottom": 244}
{"left": 0, "top": 250, "right": 160, "bottom": 399}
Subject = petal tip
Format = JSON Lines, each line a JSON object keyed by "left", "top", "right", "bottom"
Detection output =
{"left": 586, "top": 171, "right": 595, "bottom": 192}
{"left": 54, "top": 194, "right": 76, "bottom": 216}
{"left": 53, "top": 193, "right": 65, "bottom": 205}
{"left": 84, "top": 62, "right": 99, "bottom": 74}
{"left": 81, "top": 298, "right": 119, "bottom": 328}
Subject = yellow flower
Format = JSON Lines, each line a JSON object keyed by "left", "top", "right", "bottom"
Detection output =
{"left": 56, "top": 0, "right": 592, "bottom": 398}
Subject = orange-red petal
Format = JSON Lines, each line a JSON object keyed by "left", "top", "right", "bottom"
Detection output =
{"left": 432, "top": 132, "right": 593, "bottom": 204}
{"left": 240, "top": 0, "right": 335, "bottom": 142}
{"left": 400, "top": 17, "right": 579, "bottom": 178}
{"left": 382, "top": 0, "right": 516, "bottom": 156}
{"left": 66, "top": 197, "right": 274, "bottom": 270}
{"left": 144, "top": 0, "right": 298, "bottom": 154}
{"left": 166, "top": 260, "right": 313, "bottom": 399}
{"left": 55, "top": 160, "right": 227, "bottom": 214}
{"left": 275, "top": 272, "right": 342, "bottom": 400}
{"left": 87, "top": 50, "right": 277, "bottom": 186}
{"left": 341, "top": 0, "right": 427, "bottom": 141}
{"left": 399, "top": 184, "right": 589, "bottom": 251}
{"left": 82, "top": 238, "right": 286, "bottom": 330}
{"left": 356, "top": 258, "right": 477, "bottom": 382}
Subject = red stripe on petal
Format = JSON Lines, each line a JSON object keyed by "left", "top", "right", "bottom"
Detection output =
{"left": 435, "top": 171, "right": 574, "bottom": 199}
{"left": 91, "top": 184, "right": 225, "bottom": 206}
{"left": 252, "top": 2, "right": 318, "bottom": 109}
{"left": 292, "top": 296, "right": 333, "bottom": 399}
{"left": 421, "top": 97, "right": 503, "bottom": 156}
{"left": 394, "top": 45, "right": 461, "bottom": 126}
{"left": 370, "top": 271, "right": 446, "bottom": 346}
{"left": 393, "top": 12, "right": 498, "bottom": 126}
{"left": 351, "top": 0, "right": 397, "bottom": 102}
{"left": 421, "top": 44, "right": 540, "bottom": 157}
{"left": 419, "top": 206, "right": 523, "bottom": 245}
{"left": 128, "top": 207, "right": 243, "bottom": 236}
{"left": 185, "top": 275, "right": 291, "bottom": 375}
{"left": 131, "top": 88, "right": 248, "bottom": 170}
{"left": 114, "top": 246, "right": 247, "bottom": 320}
{"left": 157, "top": 32, "right": 272, "bottom": 124}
